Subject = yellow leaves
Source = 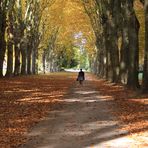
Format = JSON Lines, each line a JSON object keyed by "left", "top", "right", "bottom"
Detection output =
{"left": 38, "top": 0, "right": 96, "bottom": 60}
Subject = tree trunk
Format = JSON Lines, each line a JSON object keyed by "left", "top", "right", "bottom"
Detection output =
{"left": 110, "top": 0, "right": 120, "bottom": 83}
{"left": 32, "top": 47, "right": 36, "bottom": 74}
{"left": 14, "top": 44, "right": 21, "bottom": 75}
{"left": 120, "top": 28, "right": 129, "bottom": 84}
{"left": 109, "top": 23, "right": 120, "bottom": 83}
{"left": 21, "top": 42, "right": 27, "bottom": 75}
{"left": 42, "top": 49, "right": 46, "bottom": 74}
{"left": 104, "top": 18, "right": 113, "bottom": 81}
{"left": 27, "top": 44, "right": 32, "bottom": 75}
{"left": 119, "top": 0, "right": 129, "bottom": 84}
{"left": 0, "top": 10, "right": 6, "bottom": 77}
{"left": 142, "top": 1, "right": 148, "bottom": 92}
{"left": 6, "top": 13, "right": 14, "bottom": 77}
{"left": 6, "top": 41, "right": 14, "bottom": 77}
{"left": 0, "top": 4, "right": 3, "bottom": 76}
{"left": 95, "top": 36, "right": 105, "bottom": 77}
{"left": 127, "top": 1, "right": 140, "bottom": 89}
{"left": 32, "top": 40, "right": 39, "bottom": 74}
{"left": 102, "top": 19, "right": 110, "bottom": 80}
{"left": 35, "top": 48, "right": 38, "bottom": 74}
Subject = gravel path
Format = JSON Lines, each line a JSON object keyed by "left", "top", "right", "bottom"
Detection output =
{"left": 20, "top": 75, "right": 139, "bottom": 148}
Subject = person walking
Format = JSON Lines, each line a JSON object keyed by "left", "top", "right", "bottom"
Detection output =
{"left": 77, "top": 69, "right": 85, "bottom": 85}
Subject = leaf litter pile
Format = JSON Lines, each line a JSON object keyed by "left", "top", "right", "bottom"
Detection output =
{"left": 0, "top": 72, "right": 148, "bottom": 147}
{"left": 0, "top": 72, "right": 76, "bottom": 148}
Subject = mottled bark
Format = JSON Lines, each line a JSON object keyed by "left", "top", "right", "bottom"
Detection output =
{"left": 14, "top": 0, "right": 23, "bottom": 76}
{"left": 6, "top": 13, "right": 14, "bottom": 77}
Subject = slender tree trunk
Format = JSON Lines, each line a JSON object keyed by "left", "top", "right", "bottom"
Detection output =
{"left": 13, "top": 0, "right": 23, "bottom": 75}
{"left": 6, "top": 13, "right": 14, "bottom": 77}
{"left": 32, "top": 46, "right": 36, "bottom": 74}
{"left": 32, "top": 43, "right": 38, "bottom": 75}
{"left": 111, "top": 0, "right": 120, "bottom": 83}
{"left": 0, "top": 11, "right": 6, "bottom": 77}
{"left": 35, "top": 47, "right": 38, "bottom": 74}
{"left": 21, "top": 42, "right": 27, "bottom": 75}
{"left": 120, "top": 28, "right": 129, "bottom": 84}
{"left": 94, "top": 40, "right": 99, "bottom": 75}
{"left": 95, "top": 36, "right": 105, "bottom": 77}
{"left": 109, "top": 23, "right": 120, "bottom": 83}
{"left": 102, "top": 21, "right": 110, "bottom": 80}
{"left": 6, "top": 41, "right": 14, "bottom": 77}
{"left": 127, "top": 1, "right": 140, "bottom": 89}
{"left": 0, "top": 3, "right": 3, "bottom": 76}
{"left": 102, "top": 34, "right": 107, "bottom": 78}
{"left": 27, "top": 44, "right": 32, "bottom": 75}
{"left": 42, "top": 49, "right": 46, "bottom": 74}
{"left": 142, "top": 0, "right": 148, "bottom": 92}
{"left": 14, "top": 43, "right": 21, "bottom": 75}
{"left": 105, "top": 20, "right": 112, "bottom": 81}
{"left": 32, "top": 41, "right": 39, "bottom": 74}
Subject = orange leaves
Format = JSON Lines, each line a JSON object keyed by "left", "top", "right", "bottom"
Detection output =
{"left": 88, "top": 74, "right": 148, "bottom": 145}
{"left": 41, "top": 0, "right": 95, "bottom": 54}
{"left": 0, "top": 72, "right": 76, "bottom": 147}
{"left": 93, "top": 77, "right": 148, "bottom": 138}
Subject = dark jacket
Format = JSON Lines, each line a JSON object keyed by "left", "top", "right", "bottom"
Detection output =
{"left": 78, "top": 71, "right": 85, "bottom": 80}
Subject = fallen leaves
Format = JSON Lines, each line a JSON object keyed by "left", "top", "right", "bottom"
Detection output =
{"left": 92, "top": 75, "right": 148, "bottom": 145}
{"left": 0, "top": 72, "right": 147, "bottom": 147}
{"left": 0, "top": 72, "right": 76, "bottom": 148}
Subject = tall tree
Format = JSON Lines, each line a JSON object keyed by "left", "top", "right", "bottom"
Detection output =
{"left": 6, "top": 10, "right": 14, "bottom": 76}
{"left": 126, "top": 0, "right": 140, "bottom": 88}
{"left": 0, "top": 0, "right": 7, "bottom": 77}
{"left": 13, "top": 0, "right": 23, "bottom": 75}
{"left": 142, "top": 0, "right": 148, "bottom": 92}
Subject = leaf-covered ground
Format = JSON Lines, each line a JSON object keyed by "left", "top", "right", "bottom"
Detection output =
{"left": 0, "top": 72, "right": 76, "bottom": 148}
{"left": 92, "top": 76, "right": 148, "bottom": 147}
{"left": 0, "top": 72, "right": 147, "bottom": 147}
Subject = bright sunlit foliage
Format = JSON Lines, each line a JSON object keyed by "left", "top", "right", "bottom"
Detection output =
{"left": 39, "top": 0, "right": 96, "bottom": 70}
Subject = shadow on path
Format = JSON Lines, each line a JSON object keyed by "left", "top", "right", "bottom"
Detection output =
{"left": 20, "top": 77, "right": 141, "bottom": 148}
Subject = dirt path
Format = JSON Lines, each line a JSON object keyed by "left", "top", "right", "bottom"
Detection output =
{"left": 20, "top": 74, "right": 140, "bottom": 148}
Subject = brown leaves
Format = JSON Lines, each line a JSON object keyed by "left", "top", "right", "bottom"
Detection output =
{"left": 0, "top": 73, "right": 147, "bottom": 147}
{"left": 92, "top": 76, "right": 148, "bottom": 145}
{"left": 0, "top": 72, "right": 76, "bottom": 148}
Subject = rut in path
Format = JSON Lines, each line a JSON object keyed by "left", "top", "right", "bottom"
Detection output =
{"left": 20, "top": 74, "right": 139, "bottom": 148}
